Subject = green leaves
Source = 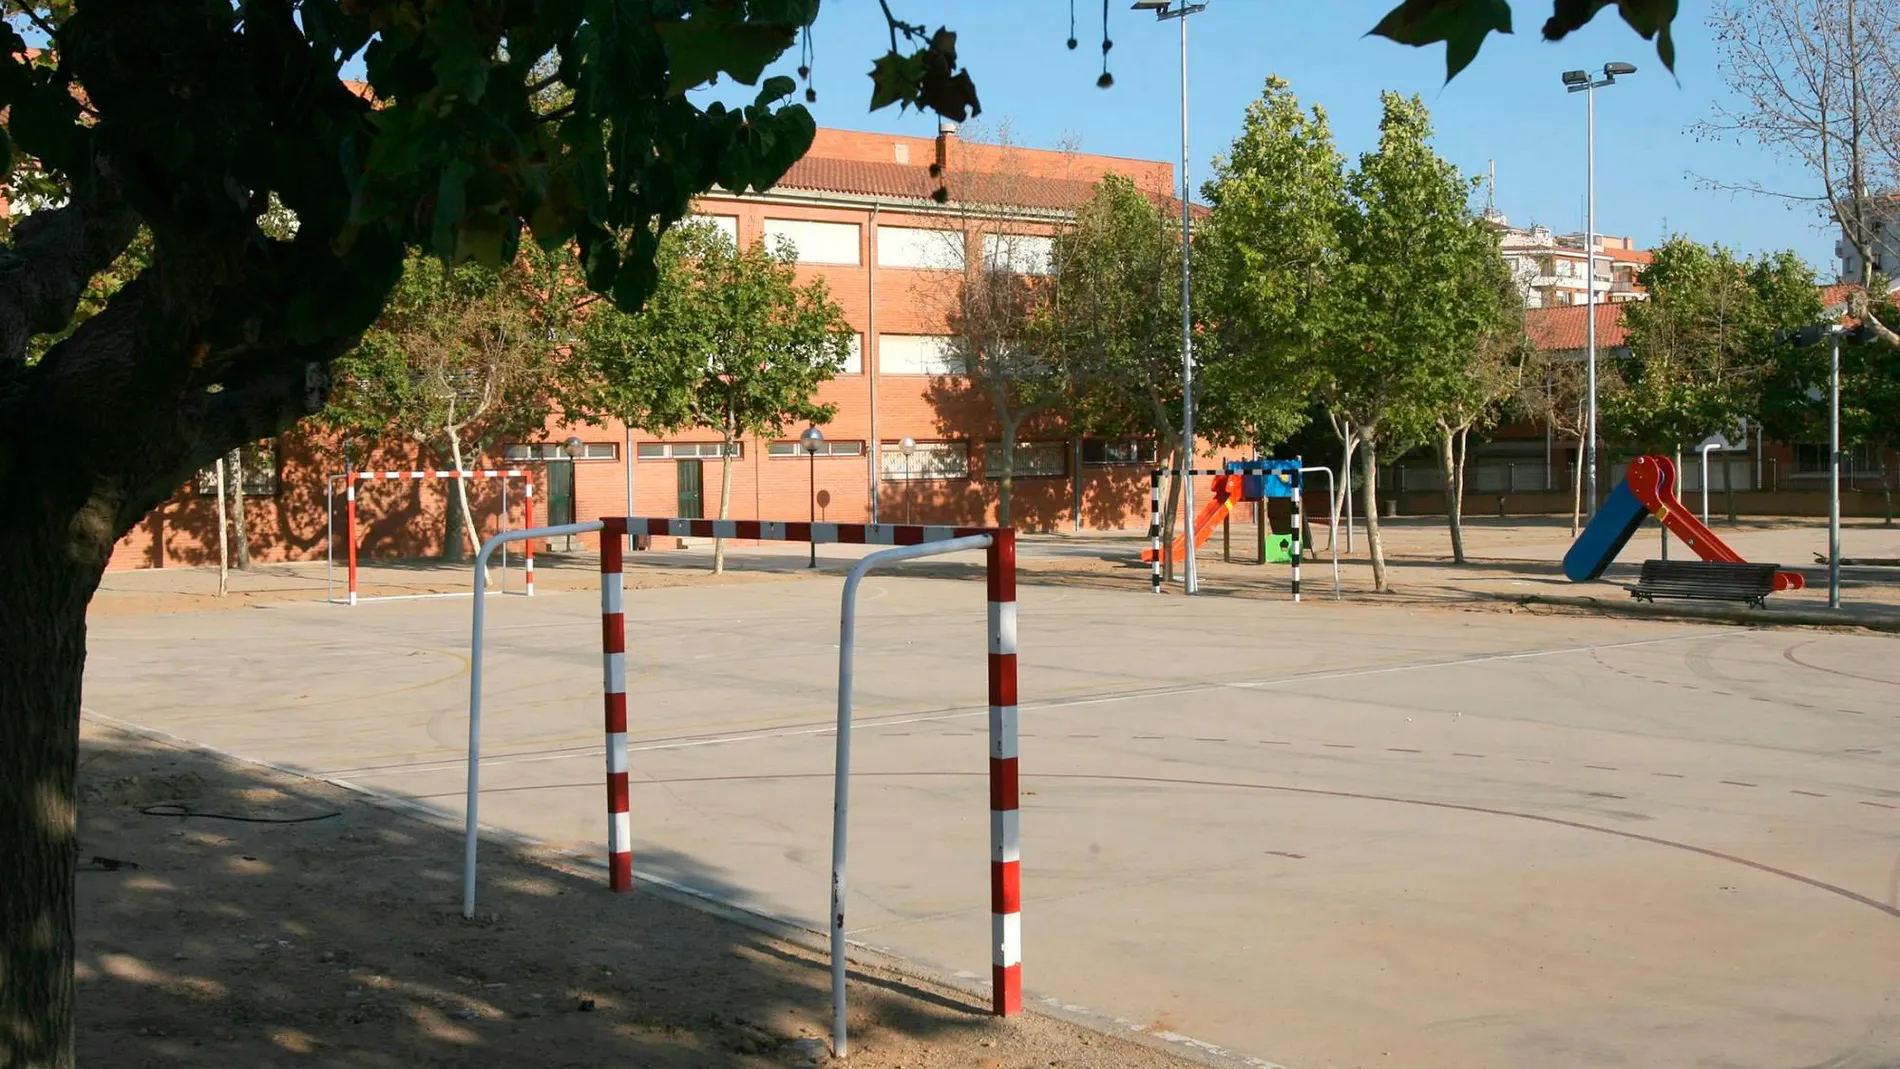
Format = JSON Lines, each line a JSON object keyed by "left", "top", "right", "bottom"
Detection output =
{"left": 1368, "top": 0, "right": 1513, "bottom": 82}
{"left": 868, "top": 27, "right": 980, "bottom": 121}
{"left": 1369, "top": 0, "right": 1679, "bottom": 79}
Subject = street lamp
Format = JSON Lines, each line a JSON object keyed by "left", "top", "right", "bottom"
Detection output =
{"left": 1134, "top": 0, "right": 1208, "bottom": 593}
{"left": 801, "top": 426, "right": 824, "bottom": 568}
{"left": 898, "top": 436, "right": 917, "bottom": 523}
{"left": 1563, "top": 60, "right": 1636, "bottom": 521}
{"left": 562, "top": 436, "right": 583, "bottom": 549}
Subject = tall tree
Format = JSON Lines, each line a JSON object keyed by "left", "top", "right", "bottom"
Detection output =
{"left": 1516, "top": 344, "right": 1600, "bottom": 535}
{"left": 935, "top": 127, "right": 1072, "bottom": 528}
{"left": 1758, "top": 293, "right": 1900, "bottom": 477}
{"left": 1196, "top": 75, "right": 1339, "bottom": 457}
{"left": 1039, "top": 175, "right": 1190, "bottom": 573}
{"left": 324, "top": 246, "right": 589, "bottom": 560}
{"left": 612, "top": 223, "right": 851, "bottom": 574}
{"left": 1321, "top": 92, "right": 1490, "bottom": 592}
{"left": 1433, "top": 241, "right": 1526, "bottom": 563}
{"left": 1606, "top": 238, "right": 1820, "bottom": 452}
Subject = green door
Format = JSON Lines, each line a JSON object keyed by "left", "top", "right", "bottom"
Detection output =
{"left": 546, "top": 460, "right": 575, "bottom": 526}
{"left": 676, "top": 459, "right": 703, "bottom": 519}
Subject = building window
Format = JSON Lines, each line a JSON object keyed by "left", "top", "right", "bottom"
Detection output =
{"left": 1081, "top": 438, "right": 1157, "bottom": 466}
{"left": 691, "top": 214, "right": 739, "bottom": 245}
{"left": 878, "top": 334, "right": 967, "bottom": 375}
{"left": 985, "top": 440, "right": 1068, "bottom": 478}
{"left": 763, "top": 219, "right": 861, "bottom": 265}
{"left": 980, "top": 233, "right": 1054, "bottom": 276}
{"left": 880, "top": 440, "right": 970, "bottom": 480}
{"left": 195, "top": 441, "right": 280, "bottom": 496}
{"left": 636, "top": 442, "right": 743, "bottom": 460}
{"left": 504, "top": 442, "right": 620, "bottom": 461}
{"left": 767, "top": 439, "right": 865, "bottom": 458}
{"left": 841, "top": 333, "right": 863, "bottom": 374}
{"left": 877, "top": 225, "right": 964, "bottom": 270}
{"left": 1793, "top": 444, "right": 1882, "bottom": 475}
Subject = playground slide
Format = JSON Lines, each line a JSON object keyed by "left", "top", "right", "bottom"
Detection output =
{"left": 1140, "top": 476, "right": 1237, "bottom": 563}
{"left": 1561, "top": 455, "right": 1804, "bottom": 590}
{"left": 1626, "top": 456, "right": 1804, "bottom": 591}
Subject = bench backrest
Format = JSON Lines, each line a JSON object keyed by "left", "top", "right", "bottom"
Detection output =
{"left": 1637, "top": 559, "right": 1778, "bottom": 589}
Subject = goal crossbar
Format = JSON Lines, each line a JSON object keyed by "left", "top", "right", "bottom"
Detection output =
{"left": 459, "top": 516, "right": 1022, "bottom": 1019}
{"left": 330, "top": 469, "right": 536, "bottom": 606}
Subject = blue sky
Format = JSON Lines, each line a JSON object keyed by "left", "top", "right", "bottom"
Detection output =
{"left": 699, "top": 1, "right": 1838, "bottom": 275}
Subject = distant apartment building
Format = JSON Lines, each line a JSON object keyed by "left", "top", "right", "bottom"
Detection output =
{"left": 1835, "top": 198, "right": 1900, "bottom": 288}
{"left": 1489, "top": 217, "right": 1651, "bottom": 309}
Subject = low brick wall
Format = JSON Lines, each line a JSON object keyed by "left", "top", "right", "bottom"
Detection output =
{"left": 1387, "top": 488, "right": 1900, "bottom": 521}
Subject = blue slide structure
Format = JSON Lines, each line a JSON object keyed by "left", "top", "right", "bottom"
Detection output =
{"left": 1561, "top": 481, "right": 1649, "bottom": 582}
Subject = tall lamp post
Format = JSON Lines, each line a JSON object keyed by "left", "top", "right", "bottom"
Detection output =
{"left": 801, "top": 426, "right": 824, "bottom": 568}
{"left": 1562, "top": 60, "right": 1636, "bottom": 520}
{"left": 562, "top": 435, "right": 583, "bottom": 551}
{"left": 898, "top": 436, "right": 917, "bottom": 523}
{"left": 1135, "top": 0, "right": 1207, "bottom": 594}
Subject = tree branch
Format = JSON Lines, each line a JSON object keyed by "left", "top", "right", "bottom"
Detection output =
{"left": 0, "top": 163, "right": 140, "bottom": 365}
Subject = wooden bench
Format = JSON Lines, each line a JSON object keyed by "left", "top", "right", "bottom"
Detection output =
{"left": 1624, "top": 560, "right": 1778, "bottom": 609}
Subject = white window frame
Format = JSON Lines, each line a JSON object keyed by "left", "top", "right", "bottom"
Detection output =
{"left": 841, "top": 333, "right": 864, "bottom": 374}
{"left": 880, "top": 440, "right": 970, "bottom": 480}
{"left": 767, "top": 439, "right": 866, "bottom": 458}
{"left": 1081, "top": 438, "right": 1157, "bottom": 466}
{"left": 504, "top": 442, "right": 620, "bottom": 461}
{"left": 635, "top": 442, "right": 744, "bottom": 461}
{"left": 763, "top": 218, "right": 862, "bottom": 265}
{"left": 985, "top": 440, "right": 1068, "bottom": 479}
{"left": 878, "top": 334, "right": 967, "bottom": 376}
{"left": 980, "top": 232, "right": 1054, "bottom": 276}
{"left": 877, "top": 225, "right": 964, "bottom": 271}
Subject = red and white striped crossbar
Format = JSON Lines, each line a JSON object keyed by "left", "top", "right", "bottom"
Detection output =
{"left": 351, "top": 468, "right": 531, "bottom": 479}
{"left": 343, "top": 469, "right": 535, "bottom": 605}
{"left": 596, "top": 516, "right": 1022, "bottom": 1017}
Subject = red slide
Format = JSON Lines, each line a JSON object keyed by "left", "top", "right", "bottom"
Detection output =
{"left": 1626, "top": 456, "right": 1804, "bottom": 591}
{"left": 1141, "top": 475, "right": 1238, "bottom": 563}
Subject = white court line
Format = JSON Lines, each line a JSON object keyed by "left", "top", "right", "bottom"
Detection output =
{"left": 338, "top": 628, "right": 1743, "bottom": 780}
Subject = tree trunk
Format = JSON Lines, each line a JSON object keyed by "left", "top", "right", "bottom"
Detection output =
{"left": 1, "top": 537, "right": 105, "bottom": 1069}
{"left": 216, "top": 456, "right": 230, "bottom": 596}
{"left": 1437, "top": 425, "right": 1465, "bottom": 564}
{"left": 226, "top": 446, "right": 250, "bottom": 570}
{"left": 1451, "top": 425, "right": 1470, "bottom": 564}
{"left": 1569, "top": 435, "right": 1586, "bottom": 536}
{"left": 1362, "top": 433, "right": 1389, "bottom": 593}
{"left": 443, "top": 430, "right": 483, "bottom": 563}
{"left": 1158, "top": 440, "right": 1183, "bottom": 584}
{"left": 1335, "top": 432, "right": 1358, "bottom": 552}
{"left": 713, "top": 430, "right": 736, "bottom": 575}
{"left": 996, "top": 418, "right": 1019, "bottom": 529}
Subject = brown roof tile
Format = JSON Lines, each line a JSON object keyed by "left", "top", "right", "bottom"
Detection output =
{"left": 770, "top": 156, "right": 1198, "bottom": 216}
{"left": 1525, "top": 304, "right": 1627, "bottom": 351}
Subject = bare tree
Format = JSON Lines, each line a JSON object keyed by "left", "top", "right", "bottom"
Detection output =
{"left": 1699, "top": 0, "right": 1900, "bottom": 344}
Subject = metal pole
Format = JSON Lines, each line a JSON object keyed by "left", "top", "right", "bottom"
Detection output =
{"left": 325, "top": 475, "right": 335, "bottom": 603}
{"left": 1585, "top": 79, "right": 1599, "bottom": 521}
{"left": 464, "top": 520, "right": 607, "bottom": 919}
{"left": 1343, "top": 426, "right": 1354, "bottom": 555}
{"left": 1830, "top": 331, "right": 1842, "bottom": 609}
{"left": 625, "top": 425, "right": 635, "bottom": 517}
{"left": 904, "top": 456, "right": 912, "bottom": 523}
{"left": 832, "top": 534, "right": 995, "bottom": 1058}
{"left": 809, "top": 453, "right": 818, "bottom": 568}
{"left": 1698, "top": 442, "right": 1719, "bottom": 526}
{"left": 1301, "top": 465, "right": 1341, "bottom": 600}
{"left": 1178, "top": 8, "right": 1198, "bottom": 595}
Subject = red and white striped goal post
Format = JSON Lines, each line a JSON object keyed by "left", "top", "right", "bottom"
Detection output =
{"left": 597, "top": 516, "right": 1023, "bottom": 1017}
{"left": 340, "top": 469, "right": 535, "bottom": 605}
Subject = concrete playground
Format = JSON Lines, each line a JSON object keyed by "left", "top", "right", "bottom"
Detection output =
{"left": 83, "top": 549, "right": 1900, "bottom": 1068}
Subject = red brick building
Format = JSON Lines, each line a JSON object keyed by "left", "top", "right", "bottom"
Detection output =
{"left": 109, "top": 124, "right": 1221, "bottom": 568}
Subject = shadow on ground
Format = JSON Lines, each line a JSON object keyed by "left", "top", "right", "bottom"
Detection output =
{"left": 74, "top": 723, "right": 1163, "bottom": 1068}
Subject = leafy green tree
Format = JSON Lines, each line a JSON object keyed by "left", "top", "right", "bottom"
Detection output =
{"left": 1756, "top": 293, "right": 1900, "bottom": 483}
{"left": 589, "top": 223, "right": 850, "bottom": 574}
{"left": 1038, "top": 175, "right": 1190, "bottom": 572}
{"left": 1195, "top": 76, "right": 1340, "bottom": 458}
{"left": 1320, "top": 91, "right": 1490, "bottom": 592}
{"left": 324, "top": 245, "right": 590, "bottom": 560}
{"left": 1432, "top": 239, "right": 1525, "bottom": 563}
{"left": 1606, "top": 238, "right": 1820, "bottom": 452}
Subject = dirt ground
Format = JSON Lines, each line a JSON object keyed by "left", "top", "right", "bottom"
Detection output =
{"left": 74, "top": 721, "right": 1202, "bottom": 1069}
